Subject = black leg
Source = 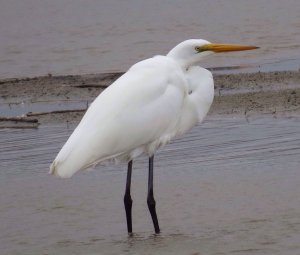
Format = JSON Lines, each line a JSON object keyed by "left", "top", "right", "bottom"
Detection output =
{"left": 147, "top": 155, "right": 160, "bottom": 233}
{"left": 124, "top": 160, "right": 133, "bottom": 233}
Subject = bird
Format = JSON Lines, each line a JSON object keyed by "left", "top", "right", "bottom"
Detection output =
{"left": 50, "top": 39, "right": 258, "bottom": 234}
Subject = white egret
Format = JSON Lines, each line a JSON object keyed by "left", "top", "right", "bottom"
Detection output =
{"left": 50, "top": 39, "right": 258, "bottom": 233}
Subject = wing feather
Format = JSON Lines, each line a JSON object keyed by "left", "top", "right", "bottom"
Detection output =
{"left": 50, "top": 56, "right": 186, "bottom": 178}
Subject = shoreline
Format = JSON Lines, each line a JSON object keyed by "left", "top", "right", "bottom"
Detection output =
{"left": 0, "top": 70, "right": 299, "bottom": 128}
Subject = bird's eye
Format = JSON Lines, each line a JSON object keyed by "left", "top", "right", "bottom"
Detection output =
{"left": 195, "top": 46, "right": 202, "bottom": 52}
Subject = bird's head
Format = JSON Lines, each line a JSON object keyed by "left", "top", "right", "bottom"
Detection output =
{"left": 167, "top": 39, "right": 259, "bottom": 68}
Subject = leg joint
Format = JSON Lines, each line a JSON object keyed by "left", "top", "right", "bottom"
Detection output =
{"left": 147, "top": 196, "right": 156, "bottom": 207}
{"left": 124, "top": 192, "right": 132, "bottom": 200}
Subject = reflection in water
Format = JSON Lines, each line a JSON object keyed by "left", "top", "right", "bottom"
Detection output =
{"left": 1, "top": 116, "right": 300, "bottom": 254}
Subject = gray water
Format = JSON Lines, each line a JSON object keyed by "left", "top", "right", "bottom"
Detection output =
{"left": 1, "top": 116, "right": 300, "bottom": 254}
{"left": 1, "top": 0, "right": 300, "bottom": 78}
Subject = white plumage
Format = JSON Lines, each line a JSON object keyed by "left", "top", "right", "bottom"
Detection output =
{"left": 50, "top": 39, "right": 257, "bottom": 178}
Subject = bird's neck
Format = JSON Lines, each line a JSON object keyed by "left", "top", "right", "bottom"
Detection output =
{"left": 167, "top": 51, "right": 213, "bottom": 70}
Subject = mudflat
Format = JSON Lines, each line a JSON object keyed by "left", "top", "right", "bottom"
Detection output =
{"left": 0, "top": 70, "right": 299, "bottom": 127}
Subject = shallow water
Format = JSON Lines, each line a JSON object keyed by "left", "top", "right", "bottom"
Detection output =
{"left": 1, "top": 116, "right": 300, "bottom": 254}
{"left": 1, "top": 0, "right": 300, "bottom": 78}
{"left": 0, "top": 100, "right": 89, "bottom": 118}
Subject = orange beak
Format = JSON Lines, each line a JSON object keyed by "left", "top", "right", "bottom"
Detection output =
{"left": 199, "top": 43, "right": 259, "bottom": 53}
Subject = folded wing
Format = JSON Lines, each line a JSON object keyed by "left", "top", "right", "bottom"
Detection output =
{"left": 50, "top": 56, "right": 186, "bottom": 178}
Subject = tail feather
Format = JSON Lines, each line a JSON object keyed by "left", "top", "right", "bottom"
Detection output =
{"left": 49, "top": 160, "right": 74, "bottom": 178}
{"left": 49, "top": 161, "right": 56, "bottom": 175}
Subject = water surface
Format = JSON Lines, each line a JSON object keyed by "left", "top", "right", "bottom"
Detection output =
{"left": 1, "top": 116, "right": 300, "bottom": 254}
{"left": 1, "top": 0, "right": 300, "bottom": 78}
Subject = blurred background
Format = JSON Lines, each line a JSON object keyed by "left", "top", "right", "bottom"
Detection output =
{"left": 1, "top": 0, "right": 300, "bottom": 78}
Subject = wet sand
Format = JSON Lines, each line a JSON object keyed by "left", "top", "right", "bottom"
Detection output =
{"left": 1, "top": 70, "right": 300, "bottom": 126}
{"left": 0, "top": 71, "right": 300, "bottom": 254}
